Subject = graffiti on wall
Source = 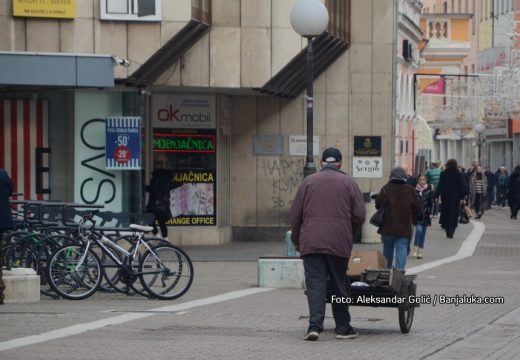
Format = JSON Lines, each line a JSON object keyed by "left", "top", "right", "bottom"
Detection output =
{"left": 260, "top": 158, "right": 305, "bottom": 215}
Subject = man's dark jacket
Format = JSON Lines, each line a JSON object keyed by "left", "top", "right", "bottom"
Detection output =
{"left": 290, "top": 166, "right": 366, "bottom": 259}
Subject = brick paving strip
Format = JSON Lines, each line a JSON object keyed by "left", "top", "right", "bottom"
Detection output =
{"left": 424, "top": 306, "right": 520, "bottom": 360}
{"left": 0, "top": 288, "right": 274, "bottom": 352}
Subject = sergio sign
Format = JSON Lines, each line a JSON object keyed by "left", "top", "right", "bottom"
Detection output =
{"left": 13, "top": 0, "right": 76, "bottom": 19}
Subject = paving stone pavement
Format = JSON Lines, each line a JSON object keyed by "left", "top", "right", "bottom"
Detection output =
{"left": 0, "top": 208, "right": 519, "bottom": 360}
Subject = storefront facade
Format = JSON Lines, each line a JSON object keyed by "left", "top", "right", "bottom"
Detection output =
{"left": 1, "top": 0, "right": 398, "bottom": 245}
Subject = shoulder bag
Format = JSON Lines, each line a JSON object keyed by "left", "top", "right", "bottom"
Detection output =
{"left": 369, "top": 188, "right": 386, "bottom": 227}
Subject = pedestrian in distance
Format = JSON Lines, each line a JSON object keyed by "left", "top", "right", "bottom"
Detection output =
{"left": 426, "top": 161, "right": 441, "bottom": 217}
{"left": 413, "top": 174, "right": 434, "bottom": 259}
{"left": 495, "top": 166, "right": 509, "bottom": 208}
{"left": 0, "top": 168, "right": 14, "bottom": 305}
{"left": 484, "top": 166, "right": 497, "bottom": 209}
{"left": 145, "top": 168, "right": 171, "bottom": 239}
{"left": 437, "top": 159, "right": 468, "bottom": 238}
{"left": 291, "top": 147, "right": 366, "bottom": 341}
{"left": 508, "top": 165, "right": 520, "bottom": 220}
{"left": 374, "top": 167, "right": 422, "bottom": 271}
{"left": 469, "top": 166, "right": 488, "bottom": 219}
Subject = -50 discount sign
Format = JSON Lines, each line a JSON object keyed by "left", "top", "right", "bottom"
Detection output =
{"left": 105, "top": 117, "right": 141, "bottom": 170}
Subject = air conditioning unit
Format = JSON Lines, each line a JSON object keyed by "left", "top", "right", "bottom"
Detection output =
{"left": 403, "top": 40, "right": 413, "bottom": 62}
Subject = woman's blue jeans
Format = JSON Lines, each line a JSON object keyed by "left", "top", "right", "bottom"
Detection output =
{"left": 414, "top": 223, "right": 427, "bottom": 249}
{"left": 382, "top": 235, "right": 409, "bottom": 271}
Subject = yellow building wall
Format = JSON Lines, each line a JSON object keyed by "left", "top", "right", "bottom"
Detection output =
{"left": 451, "top": 19, "right": 469, "bottom": 42}
{"left": 479, "top": 18, "right": 493, "bottom": 50}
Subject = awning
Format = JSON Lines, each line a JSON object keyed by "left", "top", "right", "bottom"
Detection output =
{"left": 255, "top": 32, "right": 349, "bottom": 98}
{"left": 0, "top": 52, "right": 115, "bottom": 88}
{"left": 416, "top": 116, "right": 434, "bottom": 150}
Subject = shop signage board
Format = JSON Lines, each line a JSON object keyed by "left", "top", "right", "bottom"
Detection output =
{"left": 288, "top": 135, "right": 319, "bottom": 156}
{"left": 353, "top": 157, "right": 383, "bottom": 178}
{"left": 105, "top": 117, "right": 141, "bottom": 170}
{"left": 253, "top": 135, "right": 284, "bottom": 155}
{"left": 167, "top": 170, "right": 216, "bottom": 226}
{"left": 151, "top": 95, "right": 216, "bottom": 129}
{"left": 13, "top": 0, "right": 76, "bottom": 19}
{"left": 74, "top": 92, "right": 122, "bottom": 211}
{"left": 354, "top": 136, "right": 381, "bottom": 156}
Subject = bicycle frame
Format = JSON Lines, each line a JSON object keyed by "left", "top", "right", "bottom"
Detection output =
{"left": 78, "top": 224, "right": 169, "bottom": 278}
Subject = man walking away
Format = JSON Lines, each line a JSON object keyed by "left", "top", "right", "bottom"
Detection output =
{"left": 291, "top": 147, "right": 366, "bottom": 341}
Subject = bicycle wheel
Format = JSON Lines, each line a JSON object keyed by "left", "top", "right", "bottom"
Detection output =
{"left": 47, "top": 244, "right": 102, "bottom": 300}
{"left": 139, "top": 244, "right": 194, "bottom": 300}
{"left": 103, "top": 236, "right": 171, "bottom": 297}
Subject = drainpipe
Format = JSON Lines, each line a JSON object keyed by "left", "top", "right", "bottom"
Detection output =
{"left": 392, "top": 0, "right": 399, "bottom": 169}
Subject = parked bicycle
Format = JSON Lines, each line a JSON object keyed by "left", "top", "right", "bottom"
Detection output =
{"left": 46, "top": 212, "right": 194, "bottom": 300}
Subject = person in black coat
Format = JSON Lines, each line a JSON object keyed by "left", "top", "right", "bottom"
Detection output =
{"left": 437, "top": 159, "right": 467, "bottom": 238}
{"left": 145, "top": 168, "right": 172, "bottom": 238}
{"left": 508, "top": 165, "right": 520, "bottom": 220}
{"left": 0, "top": 168, "right": 14, "bottom": 305}
{"left": 484, "top": 166, "right": 497, "bottom": 209}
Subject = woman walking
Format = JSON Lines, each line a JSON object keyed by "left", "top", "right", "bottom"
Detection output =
{"left": 413, "top": 174, "right": 434, "bottom": 259}
{"left": 437, "top": 159, "right": 468, "bottom": 239}
{"left": 469, "top": 166, "right": 488, "bottom": 219}
{"left": 508, "top": 166, "right": 520, "bottom": 220}
{"left": 375, "top": 167, "right": 422, "bottom": 271}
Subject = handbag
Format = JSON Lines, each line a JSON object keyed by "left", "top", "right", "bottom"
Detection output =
{"left": 464, "top": 205, "right": 473, "bottom": 219}
{"left": 459, "top": 204, "right": 470, "bottom": 224}
{"left": 369, "top": 188, "right": 386, "bottom": 227}
{"left": 369, "top": 205, "right": 385, "bottom": 227}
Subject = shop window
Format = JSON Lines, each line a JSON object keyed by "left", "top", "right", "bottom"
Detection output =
{"left": 101, "top": 0, "right": 161, "bottom": 21}
{"left": 149, "top": 95, "right": 217, "bottom": 227}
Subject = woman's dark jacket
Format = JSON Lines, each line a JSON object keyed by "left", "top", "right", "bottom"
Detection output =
{"left": 0, "top": 169, "right": 14, "bottom": 230}
{"left": 415, "top": 184, "right": 434, "bottom": 226}
{"left": 375, "top": 180, "right": 422, "bottom": 240}
{"left": 437, "top": 168, "right": 467, "bottom": 230}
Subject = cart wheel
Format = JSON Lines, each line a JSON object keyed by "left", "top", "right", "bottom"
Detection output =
{"left": 398, "top": 278, "right": 415, "bottom": 334}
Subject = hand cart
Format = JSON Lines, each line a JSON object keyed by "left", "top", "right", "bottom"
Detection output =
{"left": 328, "top": 270, "right": 419, "bottom": 334}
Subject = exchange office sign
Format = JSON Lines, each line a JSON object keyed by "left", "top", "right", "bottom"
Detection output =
{"left": 167, "top": 170, "right": 216, "bottom": 226}
{"left": 13, "top": 0, "right": 76, "bottom": 19}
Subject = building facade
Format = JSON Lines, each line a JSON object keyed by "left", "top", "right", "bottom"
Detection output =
{"left": 1, "top": 0, "right": 401, "bottom": 245}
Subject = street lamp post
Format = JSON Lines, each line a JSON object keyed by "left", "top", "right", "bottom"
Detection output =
{"left": 290, "top": 0, "right": 329, "bottom": 178}
{"left": 474, "top": 123, "right": 486, "bottom": 165}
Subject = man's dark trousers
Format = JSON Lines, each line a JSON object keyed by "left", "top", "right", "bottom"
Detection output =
{"left": 303, "top": 254, "right": 352, "bottom": 334}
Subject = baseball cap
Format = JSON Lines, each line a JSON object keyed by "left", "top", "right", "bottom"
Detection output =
{"left": 321, "top": 147, "right": 342, "bottom": 163}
